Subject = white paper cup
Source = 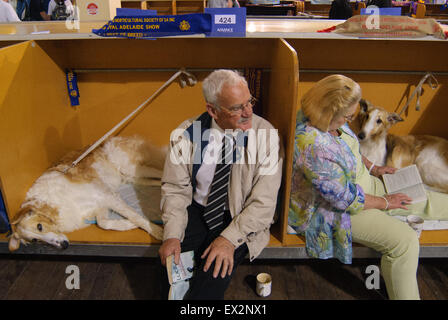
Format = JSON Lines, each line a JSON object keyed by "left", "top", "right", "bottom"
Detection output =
{"left": 407, "top": 215, "right": 424, "bottom": 238}
{"left": 256, "top": 273, "right": 272, "bottom": 297}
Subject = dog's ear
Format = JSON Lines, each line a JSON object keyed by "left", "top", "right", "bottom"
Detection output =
{"left": 387, "top": 112, "right": 403, "bottom": 124}
{"left": 8, "top": 232, "right": 21, "bottom": 252}
{"left": 359, "top": 99, "right": 370, "bottom": 113}
{"left": 11, "top": 206, "right": 32, "bottom": 227}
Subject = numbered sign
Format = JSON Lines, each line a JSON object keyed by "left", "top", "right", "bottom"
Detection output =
{"left": 205, "top": 8, "right": 246, "bottom": 37}
{"left": 215, "top": 14, "right": 236, "bottom": 24}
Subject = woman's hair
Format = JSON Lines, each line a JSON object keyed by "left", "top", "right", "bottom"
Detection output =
{"left": 202, "top": 69, "right": 248, "bottom": 108}
{"left": 301, "top": 74, "right": 361, "bottom": 132}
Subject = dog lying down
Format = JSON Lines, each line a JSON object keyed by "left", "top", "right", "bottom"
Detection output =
{"left": 8, "top": 136, "right": 167, "bottom": 252}
{"left": 354, "top": 99, "right": 448, "bottom": 193}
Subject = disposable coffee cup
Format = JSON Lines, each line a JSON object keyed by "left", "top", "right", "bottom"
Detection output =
{"left": 256, "top": 273, "right": 272, "bottom": 297}
{"left": 407, "top": 215, "right": 424, "bottom": 238}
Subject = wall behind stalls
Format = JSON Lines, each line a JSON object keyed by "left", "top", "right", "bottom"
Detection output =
{"left": 288, "top": 38, "right": 448, "bottom": 140}
{"left": 297, "top": 73, "right": 448, "bottom": 140}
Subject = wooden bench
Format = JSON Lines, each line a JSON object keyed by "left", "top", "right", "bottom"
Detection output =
{"left": 2, "top": 228, "right": 448, "bottom": 259}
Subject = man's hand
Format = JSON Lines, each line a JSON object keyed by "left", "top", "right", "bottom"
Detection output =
{"left": 158, "top": 238, "right": 181, "bottom": 266}
{"left": 201, "top": 236, "right": 235, "bottom": 279}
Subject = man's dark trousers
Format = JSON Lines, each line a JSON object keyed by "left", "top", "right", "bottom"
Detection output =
{"left": 159, "top": 200, "right": 248, "bottom": 300}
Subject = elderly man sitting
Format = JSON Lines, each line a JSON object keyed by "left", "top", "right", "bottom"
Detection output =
{"left": 159, "top": 69, "right": 283, "bottom": 300}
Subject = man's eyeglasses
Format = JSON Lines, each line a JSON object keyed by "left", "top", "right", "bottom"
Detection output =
{"left": 217, "top": 97, "right": 257, "bottom": 116}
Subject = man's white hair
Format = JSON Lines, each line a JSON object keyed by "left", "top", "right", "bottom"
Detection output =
{"left": 202, "top": 69, "right": 248, "bottom": 107}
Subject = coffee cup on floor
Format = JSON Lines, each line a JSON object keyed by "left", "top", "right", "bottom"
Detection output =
{"left": 407, "top": 215, "right": 424, "bottom": 238}
{"left": 256, "top": 273, "right": 272, "bottom": 297}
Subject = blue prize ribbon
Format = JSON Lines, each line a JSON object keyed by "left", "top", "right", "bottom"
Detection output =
{"left": 65, "top": 69, "right": 80, "bottom": 106}
{"left": 92, "top": 13, "right": 212, "bottom": 38}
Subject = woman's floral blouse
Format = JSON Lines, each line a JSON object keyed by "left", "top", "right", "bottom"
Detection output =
{"left": 289, "top": 110, "right": 365, "bottom": 264}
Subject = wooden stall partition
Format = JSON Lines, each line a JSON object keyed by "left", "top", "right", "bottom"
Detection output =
{"left": 263, "top": 39, "right": 299, "bottom": 244}
{"left": 0, "top": 38, "right": 298, "bottom": 252}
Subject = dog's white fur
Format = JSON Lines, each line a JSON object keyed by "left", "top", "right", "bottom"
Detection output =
{"left": 353, "top": 99, "right": 448, "bottom": 193}
{"left": 8, "top": 136, "right": 166, "bottom": 252}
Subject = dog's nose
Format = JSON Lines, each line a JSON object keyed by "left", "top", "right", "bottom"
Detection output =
{"left": 358, "top": 132, "right": 366, "bottom": 140}
{"left": 61, "top": 241, "right": 69, "bottom": 250}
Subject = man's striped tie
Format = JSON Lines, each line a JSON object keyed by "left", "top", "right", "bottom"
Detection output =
{"left": 203, "top": 135, "right": 234, "bottom": 230}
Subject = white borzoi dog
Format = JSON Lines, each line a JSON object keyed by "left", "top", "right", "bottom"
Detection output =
{"left": 8, "top": 136, "right": 166, "bottom": 252}
{"left": 353, "top": 99, "right": 448, "bottom": 193}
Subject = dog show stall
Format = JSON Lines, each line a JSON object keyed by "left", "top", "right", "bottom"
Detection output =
{"left": 0, "top": 33, "right": 298, "bottom": 257}
{"left": 0, "top": 18, "right": 448, "bottom": 258}
{"left": 282, "top": 36, "right": 448, "bottom": 255}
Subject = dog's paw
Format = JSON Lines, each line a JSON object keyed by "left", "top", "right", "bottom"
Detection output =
{"left": 149, "top": 222, "right": 164, "bottom": 240}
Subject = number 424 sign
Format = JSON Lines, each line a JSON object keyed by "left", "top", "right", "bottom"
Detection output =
{"left": 205, "top": 8, "right": 246, "bottom": 37}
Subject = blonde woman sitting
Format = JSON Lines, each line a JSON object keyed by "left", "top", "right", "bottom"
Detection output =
{"left": 289, "top": 75, "right": 432, "bottom": 300}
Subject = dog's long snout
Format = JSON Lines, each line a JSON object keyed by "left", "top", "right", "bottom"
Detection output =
{"left": 61, "top": 240, "right": 69, "bottom": 250}
{"left": 358, "top": 132, "right": 366, "bottom": 141}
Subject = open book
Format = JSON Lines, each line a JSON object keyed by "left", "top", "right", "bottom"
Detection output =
{"left": 166, "top": 250, "right": 195, "bottom": 300}
{"left": 382, "top": 164, "right": 427, "bottom": 204}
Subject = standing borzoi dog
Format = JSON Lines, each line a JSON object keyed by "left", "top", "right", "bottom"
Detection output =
{"left": 8, "top": 136, "right": 166, "bottom": 252}
{"left": 354, "top": 99, "right": 448, "bottom": 193}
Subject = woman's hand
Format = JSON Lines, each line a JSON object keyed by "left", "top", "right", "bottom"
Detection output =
{"left": 371, "top": 165, "right": 397, "bottom": 177}
{"left": 382, "top": 193, "right": 413, "bottom": 210}
{"left": 364, "top": 193, "right": 412, "bottom": 210}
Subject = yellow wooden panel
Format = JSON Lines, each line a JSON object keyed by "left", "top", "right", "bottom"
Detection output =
{"left": 62, "top": 70, "right": 208, "bottom": 146}
{"left": 283, "top": 233, "right": 306, "bottom": 247}
{"left": 287, "top": 39, "right": 448, "bottom": 73}
{"left": 0, "top": 41, "right": 22, "bottom": 50}
{"left": 65, "top": 225, "right": 159, "bottom": 243}
{"left": 265, "top": 39, "right": 299, "bottom": 243}
{"left": 0, "top": 41, "right": 84, "bottom": 220}
{"left": 38, "top": 38, "right": 275, "bottom": 69}
{"left": 297, "top": 73, "right": 448, "bottom": 139}
{"left": 288, "top": 39, "right": 448, "bottom": 139}
{"left": 267, "top": 233, "right": 283, "bottom": 247}
{"left": 0, "top": 21, "right": 106, "bottom": 37}
{"left": 2, "top": 229, "right": 448, "bottom": 247}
